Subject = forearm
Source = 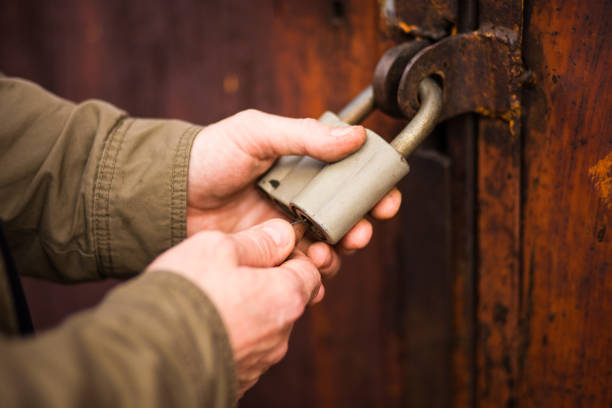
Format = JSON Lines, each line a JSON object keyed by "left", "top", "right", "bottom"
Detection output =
{"left": 0, "top": 76, "right": 200, "bottom": 281}
{"left": 0, "top": 271, "right": 236, "bottom": 407}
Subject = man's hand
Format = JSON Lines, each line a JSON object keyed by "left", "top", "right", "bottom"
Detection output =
{"left": 187, "top": 109, "right": 402, "bottom": 275}
{"left": 147, "top": 219, "right": 322, "bottom": 398}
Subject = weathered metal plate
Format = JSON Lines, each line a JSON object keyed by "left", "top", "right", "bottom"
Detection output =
{"left": 397, "top": 32, "right": 519, "bottom": 123}
{"left": 380, "top": 0, "right": 458, "bottom": 40}
{"left": 372, "top": 40, "right": 429, "bottom": 117}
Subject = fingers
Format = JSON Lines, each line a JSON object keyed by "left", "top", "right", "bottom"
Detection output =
{"left": 281, "top": 251, "right": 322, "bottom": 304}
{"left": 336, "top": 188, "right": 400, "bottom": 250}
{"left": 310, "top": 283, "right": 325, "bottom": 304}
{"left": 231, "top": 109, "right": 366, "bottom": 162}
{"left": 307, "top": 242, "right": 341, "bottom": 278}
{"left": 230, "top": 219, "right": 296, "bottom": 267}
{"left": 292, "top": 187, "right": 401, "bottom": 278}
{"left": 292, "top": 222, "right": 308, "bottom": 241}
{"left": 296, "top": 188, "right": 401, "bottom": 259}
{"left": 295, "top": 227, "right": 341, "bottom": 277}
{"left": 340, "top": 219, "right": 373, "bottom": 250}
{"left": 370, "top": 188, "right": 402, "bottom": 219}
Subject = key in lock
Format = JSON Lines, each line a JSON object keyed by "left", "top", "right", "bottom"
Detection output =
{"left": 258, "top": 77, "right": 442, "bottom": 244}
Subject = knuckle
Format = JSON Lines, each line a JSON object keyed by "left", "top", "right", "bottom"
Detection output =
{"left": 285, "top": 286, "right": 306, "bottom": 321}
{"left": 215, "top": 233, "right": 234, "bottom": 249}
{"left": 239, "top": 375, "right": 260, "bottom": 394}
{"left": 237, "top": 108, "right": 262, "bottom": 121}
{"left": 284, "top": 270, "right": 304, "bottom": 295}
{"left": 302, "top": 259, "right": 322, "bottom": 285}
{"left": 272, "top": 273, "right": 305, "bottom": 323}
{"left": 269, "top": 342, "right": 289, "bottom": 365}
{"left": 299, "top": 117, "right": 324, "bottom": 134}
{"left": 293, "top": 258, "right": 321, "bottom": 286}
{"left": 244, "top": 372, "right": 262, "bottom": 384}
{"left": 203, "top": 233, "right": 236, "bottom": 258}
{"left": 192, "top": 230, "right": 221, "bottom": 249}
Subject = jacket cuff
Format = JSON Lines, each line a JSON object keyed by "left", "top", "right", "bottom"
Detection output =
{"left": 98, "top": 271, "right": 237, "bottom": 406}
{"left": 92, "top": 118, "right": 200, "bottom": 278}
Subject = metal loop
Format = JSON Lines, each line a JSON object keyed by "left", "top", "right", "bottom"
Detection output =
{"left": 390, "top": 77, "right": 442, "bottom": 157}
{"left": 337, "top": 85, "right": 375, "bottom": 125}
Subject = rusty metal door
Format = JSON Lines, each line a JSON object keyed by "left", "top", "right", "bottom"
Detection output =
{"left": 1, "top": 1, "right": 610, "bottom": 407}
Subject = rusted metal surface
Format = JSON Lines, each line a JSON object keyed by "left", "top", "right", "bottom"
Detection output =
{"left": 372, "top": 40, "right": 429, "bottom": 117}
{"left": 380, "top": 0, "right": 458, "bottom": 40}
{"left": 478, "top": 0, "right": 525, "bottom": 32}
{"left": 388, "top": 0, "right": 525, "bottom": 405}
{"left": 397, "top": 31, "right": 522, "bottom": 123}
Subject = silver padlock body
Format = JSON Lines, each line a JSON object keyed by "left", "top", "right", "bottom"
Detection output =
{"left": 256, "top": 111, "right": 344, "bottom": 216}
{"left": 290, "top": 115, "right": 409, "bottom": 244}
{"left": 257, "top": 155, "right": 322, "bottom": 216}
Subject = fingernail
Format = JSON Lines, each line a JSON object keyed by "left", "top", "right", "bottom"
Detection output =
{"left": 330, "top": 126, "right": 354, "bottom": 137}
{"left": 262, "top": 220, "right": 290, "bottom": 246}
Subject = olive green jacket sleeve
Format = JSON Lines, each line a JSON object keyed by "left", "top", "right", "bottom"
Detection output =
{"left": 0, "top": 75, "right": 198, "bottom": 281}
{"left": 0, "top": 76, "right": 237, "bottom": 406}
{"left": 0, "top": 271, "right": 237, "bottom": 407}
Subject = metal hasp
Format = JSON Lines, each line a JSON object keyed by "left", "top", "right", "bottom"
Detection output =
{"left": 380, "top": 1, "right": 525, "bottom": 124}
{"left": 381, "top": 0, "right": 457, "bottom": 40}
{"left": 396, "top": 29, "right": 524, "bottom": 123}
{"left": 372, "top": 40, "right": 430, "bottom": 117}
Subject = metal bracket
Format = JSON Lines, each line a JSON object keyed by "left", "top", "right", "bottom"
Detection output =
{"left": 396, "top": 29, "right": 524, "bottom": 123}
{"left": 372, "top": 40, "right": 430, "bottom": 117}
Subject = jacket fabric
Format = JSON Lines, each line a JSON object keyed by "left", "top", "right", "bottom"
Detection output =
{"left": 0, "top": 75, "right": 237, "bottom": 407}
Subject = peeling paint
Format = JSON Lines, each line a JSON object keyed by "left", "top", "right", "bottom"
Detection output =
{"left": 379, "top": 0, "right": 453, "bottom": 40}
{"left": 589, "top": 151, "right": 612, "bottom": 209}
{"left": 474, "top": 106, "right": 514, "bottom": 123}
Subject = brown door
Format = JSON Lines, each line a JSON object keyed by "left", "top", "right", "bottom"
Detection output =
{"left": 1, "top": 1, "right": 610, "bottom": 406}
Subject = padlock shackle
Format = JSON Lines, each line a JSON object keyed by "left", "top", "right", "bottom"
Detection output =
{"left": 337, "top": 85, "right": 375, "bottom": 125}
{"left": 390, "top": 77, "right": 442, "bottom": 157}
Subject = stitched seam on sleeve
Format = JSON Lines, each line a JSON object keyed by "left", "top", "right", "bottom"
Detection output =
{"left": 170, "top": 126, "right": 201, "bottom": 246}
{"left": 92, "top": 117, "right": 133, "bottom": 277}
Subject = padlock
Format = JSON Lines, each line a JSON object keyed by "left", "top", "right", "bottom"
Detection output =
{"left": 258, "top": 77, "right": 442, "bottom": 244}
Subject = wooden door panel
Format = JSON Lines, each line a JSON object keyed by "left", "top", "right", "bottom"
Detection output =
{"left": 519, "top": 1, "right": 612, "bottom": 405}
{"left": 1, "top": 0, "right": 610, "bottom": 406}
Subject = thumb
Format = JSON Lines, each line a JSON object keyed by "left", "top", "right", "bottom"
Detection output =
{"left": 230, "top": 110, "right": 367, "bottom": 162}
{"left": 230, "top": 219, "right": 296, "bottom": 267}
